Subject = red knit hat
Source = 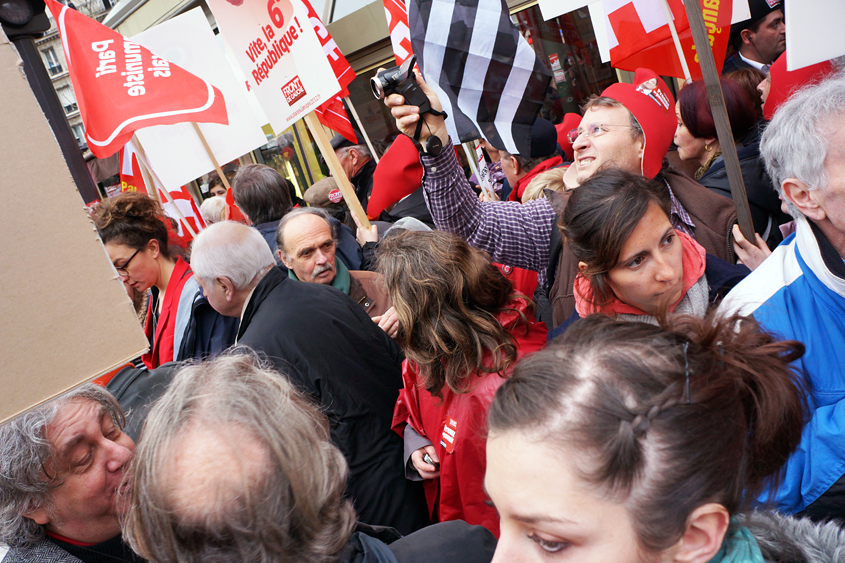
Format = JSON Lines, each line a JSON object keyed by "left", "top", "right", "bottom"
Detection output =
{"left": 367, "top": 135, "right": 424, "bottom": 219}
{"left": 599, "top": 69, "right": 676, "bottom": 178}
{"left": 764, "top": 52, "right": 835, "bottom": 121}
{"left": 555, "top": 113, "right": 582, "bottom": 162}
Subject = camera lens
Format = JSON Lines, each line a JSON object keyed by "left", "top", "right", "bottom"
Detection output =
{"left": 370, "top": 77, "right": 385, "bottom": 100}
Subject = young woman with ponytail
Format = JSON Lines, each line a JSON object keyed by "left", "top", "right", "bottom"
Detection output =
{"left": 486, "top": 313, "right": 844, "bottom": 563}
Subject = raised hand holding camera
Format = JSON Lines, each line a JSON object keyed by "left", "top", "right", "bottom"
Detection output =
{"left": 374, "top": 55, "right": 448, "bottom": 155}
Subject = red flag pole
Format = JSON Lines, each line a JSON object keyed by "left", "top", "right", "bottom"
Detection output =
{"left": 191, "top": 122, "right": 233, "bottom": 192}
{"left": 343, "top": 97, "right": 380, "bottom": 163}
{"left": 661, "top": 0, "right": 692, "bottom": 81}
{"left": 132, "top": 136, "right": 199, "bottom": 240}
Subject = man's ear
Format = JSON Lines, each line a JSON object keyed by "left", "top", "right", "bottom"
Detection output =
{"left": 671, "top": 503, "right": 729, "bottom": 563}
{"left": 740, "top": 28, "right": 754, "bottom": 47}
{"left": 509, "top": 155, "right": 522, "bottom": 175}
{"left": 782, "top": 178, "right": 824, "bottom": 220}
{"left": 217, "top": 277, "right": 236, "bottom": 302}
{"left": 278, "top": 250, "right": 294, "bottom": 270}
{"left": 23, "top": 507, "right": 51, "bottom": 526}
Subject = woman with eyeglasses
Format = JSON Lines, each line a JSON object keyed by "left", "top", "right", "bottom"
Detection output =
{"left": 486, "top": 312, "right": 845, "bottom": 563}
{"left": 674, "top": 78, "right": 789, "bottom": 250}
{"left": 93, "top": 193, "right": 237, "bottom": 368}
{"left": 548, "top": 168, "right": 749, "bottom": 339}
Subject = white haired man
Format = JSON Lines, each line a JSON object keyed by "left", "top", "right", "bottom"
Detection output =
{"left": 0, "top": 385, "right": 140, "bottom": 563}
{"left": 189, "top": 221, "right": 429, "bottom": 534}
{"left": 123, "top": 354, "right": 496, "bottom": 563}
{"left": 720, "top": 72, "right": 845, "bottom": 521}
{"left": 331, "top": 133, "right": 376, "bottom": 208}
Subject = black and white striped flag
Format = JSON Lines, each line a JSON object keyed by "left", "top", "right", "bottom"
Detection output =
{"left": 408, "top": 0, "right": 552, "bottom": 156}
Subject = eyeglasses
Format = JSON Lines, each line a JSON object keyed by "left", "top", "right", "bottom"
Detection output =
{"left": 567, "top": 123, "right": 639, "bottom": 144}
{"left": 115, "top": 248, "right": 141, "bottom": 277}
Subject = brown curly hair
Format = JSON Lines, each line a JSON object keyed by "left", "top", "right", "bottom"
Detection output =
{"left": 376, "top": 230, "right": 526, "bottom": 397}
{"left": 92, "top": 193, "right": 171, "bottom": 259}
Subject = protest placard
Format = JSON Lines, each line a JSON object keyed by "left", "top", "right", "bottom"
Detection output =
{"left": 0, "top": 29, "right": 148, "bottom": 424}
{"left": 206, "top": 0, "right": 341, "bottom": 134}
{"left": 785, "top": 0, "right": 845, "bottom": 71}
{"left": 131, "top": 8, "right": 269, "bottom": 191}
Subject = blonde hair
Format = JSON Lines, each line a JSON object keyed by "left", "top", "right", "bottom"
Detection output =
{"left": 521, "top": 168, "right": 567, "bottom": 203}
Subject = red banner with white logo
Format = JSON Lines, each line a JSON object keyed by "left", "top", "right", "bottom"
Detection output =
{"left": 604, "top": 0, "right": 732, "bottom": 80}
{"left": 46, "top": 0, "right": 228, "bottom": 158}
{"left": 384, "top": 0, "right": 414, "bottom": 66}
{"left": 158, "top": 185, "right": 206, "bottom": 245}
{"left": 118, "top": 143, "right": 148, "bottom": 194}
{"left": 300, "top": 0, "right": 357, "bottom": 142}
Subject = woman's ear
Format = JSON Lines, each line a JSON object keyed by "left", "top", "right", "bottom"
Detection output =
{"left": 147, "top": 239, "right": 160, "bottom": 259}
{"left": 671, "top": 503, "right": 729, "bottom": 563}
{"left": 577, "top": 261, "right": 588, "bottom": 273}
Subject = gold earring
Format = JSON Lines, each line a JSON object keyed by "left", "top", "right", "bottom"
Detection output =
{"left": 704, "top": 143, "right": 712, "bottom": 152}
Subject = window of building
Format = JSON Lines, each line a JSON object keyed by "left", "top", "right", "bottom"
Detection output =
{"left": 57, "top": 85, "right": 78, "bottom": 114}
{"left": 42, "top": 47, "right": 63, "bottom": 76}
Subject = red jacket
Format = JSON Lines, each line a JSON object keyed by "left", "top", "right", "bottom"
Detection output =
{"left": 392, "top": 298, "right": 548, "bottom": 537}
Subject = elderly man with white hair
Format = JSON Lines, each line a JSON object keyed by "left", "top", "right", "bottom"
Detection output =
{"left": 189, "top": 221, "right": 429, "bottom": 535}
{"left": 720, "top": 71, "right": 845, "bottom": 522}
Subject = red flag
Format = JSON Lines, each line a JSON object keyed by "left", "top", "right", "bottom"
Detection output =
{"left": 118, "top": 142, "right": 148, "bottom": 194}
{"left": 384, "top": 0, "right": 414, "bottom": 65}
{"left": 604, "top": 0, "right": 733, "bottom": 79}
{"left": 224, "top": 185, "right": 248, "bottom": 224}
{"left": 299, "top": 0, "right": 357, "bottom": 143}
{"left": 158, "top": 185, "right": 206, "bottom": 244}
{"left": 46, "top": 0, "right": 228, "bottom": 158}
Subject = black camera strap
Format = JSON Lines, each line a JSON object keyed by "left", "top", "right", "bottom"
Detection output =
{"left": 414, "top": 107, "right": 448, "bottom": 156}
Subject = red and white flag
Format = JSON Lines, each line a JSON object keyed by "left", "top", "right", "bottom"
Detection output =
{"left": 302, "top": 0, "right": 357, "bottom": 142}
{"left": 46, "top": 0, "right": 228, "bottom": 158}
{"left": 158, "top": 185, "right": 206, "bottom": 244}
{"left": 384, "top": 0, "right": 414, "bottom": 65}
{"left": 604, "top": 0, "right": 733, "bottom": 79}
{"left": 118, "top": 142, "right": 148, "bottom": 195}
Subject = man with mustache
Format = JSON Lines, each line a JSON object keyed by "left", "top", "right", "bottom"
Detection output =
{"left": 277, "top": 208, "right": 396, "bottom": 337}
{"left": 0, "top": 385, "right": 141, "bottom": 563}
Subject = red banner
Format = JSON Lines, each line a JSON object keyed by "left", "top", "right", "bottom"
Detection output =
{"left": 300, "top": 0, "right": 357, "bottom": 142}
{"left": 606, "top": 0, "right": 732, "bottom": 80}
{"left": 46, "top": 0, "right": 228, "bottom": 158}
{"left": 118, "top": 143, "right": 147, "bottom": 195}
{"left": 384, "top": 0, "right": 413, "bottom": 66}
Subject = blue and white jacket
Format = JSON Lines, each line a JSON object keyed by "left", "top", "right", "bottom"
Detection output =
{"left": 720, "top": 215, "right": 845, "bottom": 514}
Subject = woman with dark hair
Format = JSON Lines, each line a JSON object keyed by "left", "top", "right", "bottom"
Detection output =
{"left": 378, "top": 230, "right": 547, "bottom": 537}
{"left": 486, "top": 312, "right": 844, "bottom": 563}
{"left": 550, "top": 169, "right": 748, "bottom": 338}
{"left": 93, "top": 193, "right": 237, "bottom": 368}
{"left": 675, "top": 78, "right": 789, "bottom": 247}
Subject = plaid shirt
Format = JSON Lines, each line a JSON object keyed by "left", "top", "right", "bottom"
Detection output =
{"left": 421, "top": 141, "right": 696, "bottom": 290}
{"left": 421, "top": 144, "right": 556, "bottom": 288}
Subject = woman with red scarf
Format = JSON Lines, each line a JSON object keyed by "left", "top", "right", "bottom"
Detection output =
{"left": 93, "top": 193, "right": 237, "bottom": 368}
{"left": 548, "top": 168, "right": 749, "bottom": 339}
{"left": 379, "top": 230, "right": 547, "bottom": 537}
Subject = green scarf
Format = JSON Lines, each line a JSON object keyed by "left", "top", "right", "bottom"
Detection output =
{"left": 708, "top": 522, "right": 764, "bottom": 563}
{"left": 287, "top": 258, "right": 351, "bottom": 294}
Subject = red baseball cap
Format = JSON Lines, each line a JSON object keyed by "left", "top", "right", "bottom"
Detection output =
{"left": 599, "top": 68, "right": 676, "bottom": 178}
{"left": 764, "top": 52, "right": 835, "bottom": 121}
{"left": 555, "top": 113, "right": 582, "bottom": 162}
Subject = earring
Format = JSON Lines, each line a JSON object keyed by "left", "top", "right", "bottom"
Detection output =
{"left": 704, "top": 143, "right": 712, "bottom": 152}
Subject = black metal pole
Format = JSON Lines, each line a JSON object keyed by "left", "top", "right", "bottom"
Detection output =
{"left": 11, "top": 35, "right": 101, "bottom": 203}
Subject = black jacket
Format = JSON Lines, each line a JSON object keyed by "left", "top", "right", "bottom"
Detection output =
{"left": 236, "top": 267, "right": 429, "bottom": 534}
{"left": 340, "top": 521, "right": 496, "bottom": 563}
{"left": 352, "top": 158, "right": 378, "bottom": 209}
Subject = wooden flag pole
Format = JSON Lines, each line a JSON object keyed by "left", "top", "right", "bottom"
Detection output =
{"left": 683, "top": 0, "right": 755, "bottom": 241}
{"left": 660, "top": 0, "right": 692, "bottom": 81}
{"left": 191, "top": 122, "right": 232, "bottom": 192}
{"left": 462, "top": 142, "right": 479, "bottom": 177}
{"left": 132, "top": 136, "right": 199, "bottom": 240}
{"left": 343, "top": 97, "right": 380, "bottom": 163}
{"left": 303, "top": 111, "right": 372, "bottom": 229}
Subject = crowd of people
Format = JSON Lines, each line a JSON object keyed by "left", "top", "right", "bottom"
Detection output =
{"left": 4, "top": 1, "right": 845, "bottom": 561}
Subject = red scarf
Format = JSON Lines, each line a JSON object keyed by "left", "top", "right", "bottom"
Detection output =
{"left": 142, "top": 257, "right": 193, "bottom": 369}
{"left": 507, "top": 156, "right": 564, "bottom": 201}
{"left": 574, "top": 231, "right": 706, "bottom": 317}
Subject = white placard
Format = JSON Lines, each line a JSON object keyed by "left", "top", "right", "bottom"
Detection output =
{"left": 205, "top": 0, "right": 340, "bottom": 133}
{"left": 474, "top": 143, "right": 496, "bottom": 200}
{"left": 538, "top": 0, "right": 591, "bottom": 21}
{"left": 785, "top": 0, "right": 845, "bottom": 71}
{"left": 131, "top": 8, "right": 268, "bottom": 190}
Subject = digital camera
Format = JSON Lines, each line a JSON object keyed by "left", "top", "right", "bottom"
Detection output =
{"left": 370, "top": 55, "right": 432, "bottom": 114}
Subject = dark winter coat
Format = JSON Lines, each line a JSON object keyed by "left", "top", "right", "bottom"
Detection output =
{"left": 235, "top": 267, "right": 429, "bottom": 535}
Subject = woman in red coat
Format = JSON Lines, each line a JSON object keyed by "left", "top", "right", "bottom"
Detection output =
{"left": 379, "top": 230, "right": 547, "bottom": 537}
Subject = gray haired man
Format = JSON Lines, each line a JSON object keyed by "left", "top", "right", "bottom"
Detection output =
{"left": 720, "top": 71, "right": 845, "bottom": 521}
{"left": 0, "top": 385, "right": 141, "bottom": 563}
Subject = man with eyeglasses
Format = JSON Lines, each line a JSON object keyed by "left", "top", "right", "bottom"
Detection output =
{"left": 386, "top": 68, "right": 738, "bottom": 328}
